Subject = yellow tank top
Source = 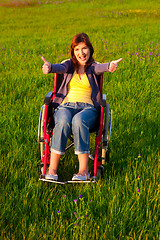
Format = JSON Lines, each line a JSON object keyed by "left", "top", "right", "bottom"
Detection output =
{"left": 62, "top": 71, "right": 93, "bottom": 105}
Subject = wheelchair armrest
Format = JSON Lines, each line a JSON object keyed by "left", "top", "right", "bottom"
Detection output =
{"left": 44, "top": 91, "right": 54, "bottom": 105}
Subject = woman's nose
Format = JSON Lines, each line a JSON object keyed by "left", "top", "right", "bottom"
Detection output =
{"left": 80, "top": 49, "right": 84, "bottom": 55}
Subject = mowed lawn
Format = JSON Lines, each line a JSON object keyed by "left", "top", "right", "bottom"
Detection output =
{"left": 0, "top": 0, "right": 160, "bottom": 239}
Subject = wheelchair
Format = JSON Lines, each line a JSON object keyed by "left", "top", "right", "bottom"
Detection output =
{"left": 38, "top": 73, "right": 112, "bottom": 183}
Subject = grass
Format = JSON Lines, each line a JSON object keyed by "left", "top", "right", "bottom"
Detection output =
{"left": 0, "top": 0, "right": 160, "bottom": 239}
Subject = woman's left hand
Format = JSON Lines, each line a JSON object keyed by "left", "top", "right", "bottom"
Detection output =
{"left": 109, "top": 58, "right": 123, "bottom": 73}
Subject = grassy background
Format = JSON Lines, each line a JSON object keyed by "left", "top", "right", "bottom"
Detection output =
{"left": 0, "top": 0, "right": 160, "bottom": 239}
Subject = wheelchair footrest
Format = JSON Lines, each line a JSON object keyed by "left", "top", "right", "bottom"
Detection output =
{"left": 39, "top": 178, "right": 96, "bottom": 184}
{"left": 67, "top": 179, "right": 96, "bottom": 184}
{"left": 39, "top": 178, "right": 67, "bottom": 184}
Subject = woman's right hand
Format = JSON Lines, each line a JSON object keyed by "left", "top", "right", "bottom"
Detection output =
{"left": 41, "top": 56, "right": 52, "bottom": 74}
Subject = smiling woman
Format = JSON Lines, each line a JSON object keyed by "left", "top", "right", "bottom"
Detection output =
{"left": 41, "top": 32, "right": 122, "bottom": 181}
{"left": 1, "top": 0, "right": 160, "bottom": 238}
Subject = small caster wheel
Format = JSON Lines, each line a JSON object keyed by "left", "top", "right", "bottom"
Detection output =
{"left": 39, "top": 174, "right": 45, "bottom": 179}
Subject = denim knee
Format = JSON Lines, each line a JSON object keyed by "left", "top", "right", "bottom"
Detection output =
{"left": 72, "top": 114, "right": 82, "bottom": 127}
{"left": 56, "top": 118, "right": 71, "bottom": 129}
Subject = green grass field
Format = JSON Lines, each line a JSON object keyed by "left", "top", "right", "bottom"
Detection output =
{"left": 0, "top": 0, "right": 160, "bottom": 239}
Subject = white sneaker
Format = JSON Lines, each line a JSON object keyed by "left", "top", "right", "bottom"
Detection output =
{"left": 72, "top": 173, "right": 90, "bottom": 181}
{"left": 45, "top": 173, "right": 58, "bottom": 181}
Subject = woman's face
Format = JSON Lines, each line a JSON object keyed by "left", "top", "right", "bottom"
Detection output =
{"left": 74, "top": 42, "right": 90, "bottom": 66}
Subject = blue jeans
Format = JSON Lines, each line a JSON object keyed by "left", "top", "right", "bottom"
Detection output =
{"left": 51, "top": 102, "right": 98, "bottom": 155}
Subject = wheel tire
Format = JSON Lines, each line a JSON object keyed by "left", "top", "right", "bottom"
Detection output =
{"left": 102, "top": 103, "right": 112, "bottom": 164}
{"left": 38, "top": 105, "right": 45, "bottom": 160}
{"left": 97, "top": 166, "right": 104, "bottom": 178}
{"left": 102, "top": 103, "right": 110, "bottom": 164}
{"left": 103, "top": 103, "right": 110, "bottom": 142}
{"left": 105, "top": 147, "right": 110, "bottom": 163}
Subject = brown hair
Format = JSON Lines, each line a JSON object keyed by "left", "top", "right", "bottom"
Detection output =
{"left": 70, "top": 33, "right": 94, "bottom": 72}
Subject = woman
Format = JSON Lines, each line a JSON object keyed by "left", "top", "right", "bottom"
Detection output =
{"left": 42, "top": 33, "right": 122, "bottom": 181}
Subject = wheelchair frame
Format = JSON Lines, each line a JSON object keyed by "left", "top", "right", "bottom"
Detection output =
{"left": 38, "top": 73, "right": 112, "bottom": 183}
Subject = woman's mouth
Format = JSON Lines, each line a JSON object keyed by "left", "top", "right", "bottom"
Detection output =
{"left": 79, "top": 55, "right": 87, "bottom": 61}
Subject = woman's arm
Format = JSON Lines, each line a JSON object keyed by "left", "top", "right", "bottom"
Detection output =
{"left": 41, "top": 57, "right": 71, "bottom": 74}
{"left": 94, "top": 62, "right": 110, "bottom": 75}
{"left": 94, "top": 58, "right": 123, "bottom": 74}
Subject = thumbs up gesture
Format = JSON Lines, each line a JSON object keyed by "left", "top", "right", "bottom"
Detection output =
{"left": 109, "top": 58, "right": 123, "bottom": 73}
{"left": 41, "top": 56, "right": 52, "bottom": 74}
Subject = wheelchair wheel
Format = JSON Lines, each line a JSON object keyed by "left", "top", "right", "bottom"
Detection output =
{"left": 102, "top": 103, "right": 112, "bottom": 164}
{"left": 104, "top": 103, "right": 110, "bottom": 140}
{"left": 97, "top": 165, "right": 104, "bottom": 178}
{"left": 104, "top": 145, "right": 110, "bottom": 163}
{"left": 102, "top": 103, "right": 110, "bottom": 164}
{"left": 38, "top": 104, "right": 45, "bottom": 160}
